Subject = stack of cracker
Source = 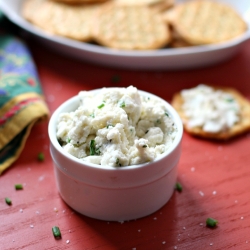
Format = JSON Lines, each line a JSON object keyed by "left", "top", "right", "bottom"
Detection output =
{"left": 22, "top": 0, "right": 247, "bottom": 50}
{"left": 163, "top": 0, "right": 247, "bottom": 48}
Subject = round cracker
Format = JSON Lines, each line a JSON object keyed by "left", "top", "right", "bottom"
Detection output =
{"left": 168, "top": 0, "right": 247, "bottom": 45}
{"left": 172, "top": 85, "right": 250, "bottom": 140}
{"left": 93, "top": 3, "right": 171, "bottom": 50}
{"left": 22, "top": 0, "right": 101, "bottom": 42}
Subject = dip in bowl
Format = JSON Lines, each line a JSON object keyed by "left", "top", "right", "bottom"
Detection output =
{"left": 48, "top": 86, "right": 183, "bottom": 221}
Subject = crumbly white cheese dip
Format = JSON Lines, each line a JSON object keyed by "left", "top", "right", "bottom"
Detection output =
{"left": 56, "top": 86, "right": 178, "bottom": 167}
{"left": 181, "top": 84, "right": 240, "bottom": 133}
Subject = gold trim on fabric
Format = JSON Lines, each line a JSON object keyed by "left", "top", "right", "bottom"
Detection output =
{"left": 0, "top": 101, "right": 49, "bottom": 149}
{"left": 0, "top": 92, "right": 45, "bottom": 117}
{"left": 0, "top": 119, "right": 38, "bottom": 175}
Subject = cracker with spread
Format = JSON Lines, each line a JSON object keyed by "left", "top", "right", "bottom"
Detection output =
{"left": 171, "top": 84, "right": 250, "bottom": 140}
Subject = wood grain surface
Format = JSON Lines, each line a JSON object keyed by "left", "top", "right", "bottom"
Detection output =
{"left": 1, "top": 34, "right": 250, "bottom": 250}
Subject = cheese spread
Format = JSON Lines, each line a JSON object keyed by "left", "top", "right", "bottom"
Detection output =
{"left": 181, "top": 84, "right": 240, "bottom": 133}
{"left": 56, "top": 86, "right": 178, "bottom": 167}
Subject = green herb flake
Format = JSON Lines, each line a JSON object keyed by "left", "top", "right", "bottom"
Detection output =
{"left": 52, "top": 226, "right": 61, "bottom": 239}
{"left": 119, "top": 101, "right": 126, "bottom": 108}
{"left": 225, "top": 98, "right": 234, "bottom": 102}
{"left": 90, "top": 140, "right": 100, "bottom": 155}
{"left": 15, "top": 184, "right": 23, "bottom": 190}
{"left": 37, "top": 152, "right": 45, "bottom": 162}
{"left": 5, "top": 197, "right": 12, "bottom": 206}
{"left": 165, "top": 112, "right": 169, "bottom": 117}
{"left": 90, "top": 113, "right": 95, "bottom": 118}
{"left": 111, "top": 75, "right": 121, "bottom": 83}
{"left": 206, "top": 217, "right": 218, "bottom": 228}
{"left": 156, "top": 119, "right": 161, "bottom": 125}
{"left": 116, "top": 158, "right": 122, "bottom": 167}
{"left": 175, "top": 182, "right": 182, "bottom": 192}
{"left": 98, "top": 103, "right": 105, "bottom": 109}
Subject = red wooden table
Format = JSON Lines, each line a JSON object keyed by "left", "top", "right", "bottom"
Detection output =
{"left": 1, "top": 36, "right": 250, "bottom": 250}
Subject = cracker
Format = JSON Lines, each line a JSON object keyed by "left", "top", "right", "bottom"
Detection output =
{"left": 167, "top": 0, "right": 247, "bottom": 45}
{"left": 22, "top": 0, "right": 101, "bottom": 42}
{"left": 150, "top": 0, "right": 175, "bottom": 13}
{"left": 172, "top": 85, "right": 250, "bottom": 140}
{"left": 93, "top": 3, "right": 171, "bottom": 50}
{"left": 50, "top": 0, "right": 108, "bottom": 4}
{"left": 115, "top": 0, "right": 165, "bottom": 6}
{"left": 115, "top": 0, "right": 175, "bottom": 13}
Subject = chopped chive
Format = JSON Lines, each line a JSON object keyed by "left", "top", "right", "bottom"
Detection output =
{"left": 52, "top": 226, "right": 61, "bottom": 239}
{"left": 90, "top": 140, "right": 100, "bottom": 155}
{"left": 206, "top": 217, "right": 218, "bottom": 228}
{"left": 37, "top": 152, "right": 45, "bottom": 162}
{"left": 66, "top": 138, "right": 71, "bottom": 143}
{"left": 90, "top": 140, "right": 95, "bottom": 155}
{"left": 225, "top": 98, "right": 234, "bottom": 102}
{"left": 175, "top": 182, "right": 182, "bottom": 192}
{"left": 116, "top": 158, "right": 122, "bottom": 167}
{"left": 119, "top": 101, "right": 126, "bottom": 108}
{"left": 15, "top": 184, "right": 23, "bottom": 190}
{"left": 111, "top": 75, "right": 121, "bottom": 83}
{"left": 165, "top": 112, "right": 169, "bottom": 117}
{"left": 5, "top": 197, "right": 12, "bottom": 205}
{"left": 98, "top": 103, "right": 105, "bottom": 109}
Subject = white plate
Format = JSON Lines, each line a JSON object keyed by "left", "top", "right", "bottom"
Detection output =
{"left": 0, "top": 0, "right": 250, "bottom": 70}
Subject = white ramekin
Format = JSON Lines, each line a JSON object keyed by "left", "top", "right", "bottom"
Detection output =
{"left": 48, "top": 88, "right": 183, "bottom": 221}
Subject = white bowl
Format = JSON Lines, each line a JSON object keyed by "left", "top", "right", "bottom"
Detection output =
{"left": 48, "top": 88, "right": 183, "bottom": 221}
